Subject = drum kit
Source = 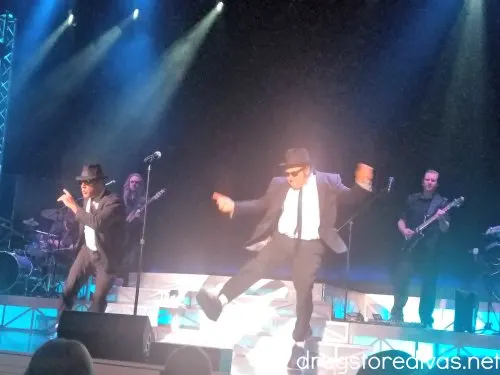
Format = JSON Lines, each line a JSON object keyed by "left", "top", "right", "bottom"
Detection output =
{"left": 0, "top": 207, "right": 77, "bottom": 297}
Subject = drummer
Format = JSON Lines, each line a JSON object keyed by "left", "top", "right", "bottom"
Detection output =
{"left": 41, "top": 208, "right": 77, "bottom": 250}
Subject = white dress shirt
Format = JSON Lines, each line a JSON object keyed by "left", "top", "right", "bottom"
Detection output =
{"left": 277, "top": 173, "right": 321, "bottom": 240}
{"left": 84, "top": 198, "right": 98, "bottom": 251}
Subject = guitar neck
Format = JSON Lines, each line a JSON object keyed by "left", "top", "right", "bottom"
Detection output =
{"left": 138, "top": 198, "right": 154, "bottom": 213}
{"left": 416, "top": 205, "right": 452, "bottom": 232}
{"left": 137, "top": 189, "right": 165, "bottom": 213}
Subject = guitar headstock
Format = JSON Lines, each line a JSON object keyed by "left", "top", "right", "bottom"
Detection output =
{"left": 151, "top": 188, "right": 166, "bottom": 201}
{"left": 451, "top": 196, "right": 465, "bottom": 207}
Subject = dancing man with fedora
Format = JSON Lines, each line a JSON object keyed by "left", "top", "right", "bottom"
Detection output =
{"left": 196, "top": 148, "right": 374, "bottom": 368}
{"left": 57, "top": 164, "right": 126, "bottom": 313}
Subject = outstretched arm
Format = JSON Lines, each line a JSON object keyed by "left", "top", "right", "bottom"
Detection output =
{"left": 213, "top": 178, "right": 277, "bottom": 218}
{"left": 333, "top": 163, "right": 373, "bottom": 204}
{"left": 58, "top": 189, "right": 124, "bottom": 231}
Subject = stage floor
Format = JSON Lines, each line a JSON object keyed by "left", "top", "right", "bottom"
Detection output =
{"left": 2, "top": 323, "right": 500, "bottom": 375}
{"left": 1, "top": 272, "right": 500, "bottom": 375}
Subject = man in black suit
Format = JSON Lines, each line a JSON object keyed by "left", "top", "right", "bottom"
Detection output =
{"left": 57, "top": 164, "right": 126, "bottom": 313}
{"left": 196, "top": 148, "right": 373, "bottom": 367}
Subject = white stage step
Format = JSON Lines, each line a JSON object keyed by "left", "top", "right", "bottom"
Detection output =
{"left": 174, "top": 297, "right": 332, "bottom": 332}
{"left": 105, "top": 303, "right": 160, "bottom": 327}
{"left": 128, "top": 273, "right": 326, "bottom": 302}
{"left": 108, "top": 286, "right": 186, "bottom": 308}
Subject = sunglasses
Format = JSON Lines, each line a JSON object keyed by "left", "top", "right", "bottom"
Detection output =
{"left": 285, "top": 168, "right": 304, "bottom": 177}
{"left": 80, "top": 179, "right": 97, "bottom": 185}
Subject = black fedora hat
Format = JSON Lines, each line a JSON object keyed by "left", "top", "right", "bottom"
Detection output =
{"left": 75, "top": 164, "right": 108, "bottom": 181}
{"left": 278, "top": 148, "right": 312, "bottom": 168}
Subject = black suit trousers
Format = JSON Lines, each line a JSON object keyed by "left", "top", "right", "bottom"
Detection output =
{"left": 60, "top": 246, "right": 116, "bottom": 314}
{"left": 220, "top": 233, "right": 325, "bottom": 341}
{"left": 391, "top": 241, "right": 439, "bottom": 324}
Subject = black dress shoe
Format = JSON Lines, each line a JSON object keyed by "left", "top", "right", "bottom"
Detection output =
{"left": 287, "top": 344, "right": 319, "bottom": 370}
{"left": 287, "top": 345, "right": 307, "bottom": 370}
{"left": 196, "top": 289, "right": 223, "bottom": 321}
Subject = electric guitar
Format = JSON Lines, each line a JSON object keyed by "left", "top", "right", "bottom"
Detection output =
{"left": 401, "top": 196, "right": 465, "bottom": 252}
{"left": 126, "top": 188, "right": 166, "bottom": 223}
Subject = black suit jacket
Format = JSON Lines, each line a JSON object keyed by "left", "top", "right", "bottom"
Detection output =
{"left": 74, "top": 189, "right": 127, "bottom": 270}
{"left": 233, "top": 171, "right": 371, "bottom": 254}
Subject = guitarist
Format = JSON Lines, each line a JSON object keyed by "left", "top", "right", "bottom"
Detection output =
{"left": 121, "top": 173, "right": 146, "bottom": 286}
{"left": 390, "top": 169, "right": 450, "bottom": 328}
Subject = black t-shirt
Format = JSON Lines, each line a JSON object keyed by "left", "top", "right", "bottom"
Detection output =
{"left": 125, "top": 196, "right": 146, "bottom": 248}
{"left": 125, "top": 196, "right": 146, "bottom": 216}
{"left": 399, "top": 192, "right": 449, "bottom": 249}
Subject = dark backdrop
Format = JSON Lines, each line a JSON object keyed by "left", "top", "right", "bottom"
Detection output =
{"left": 1, "top": 0, "right": 499, "bottom": 292}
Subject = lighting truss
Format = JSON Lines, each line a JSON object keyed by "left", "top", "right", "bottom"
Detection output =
{"left": 0, "top": 11, "right": 16, "bottom": 179}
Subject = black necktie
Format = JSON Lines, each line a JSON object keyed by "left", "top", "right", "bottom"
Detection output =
{"left": 295, "top": 188, "right": 303, "bottom": 239}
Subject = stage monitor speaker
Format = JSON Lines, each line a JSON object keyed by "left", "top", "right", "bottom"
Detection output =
{"left": 57, "top": 310, "right": 154, "bottom": 363}
{"left": 454, "top": 289, "right": 478, "bottom": 333}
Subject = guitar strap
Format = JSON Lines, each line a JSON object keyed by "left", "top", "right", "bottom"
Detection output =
{"left": 426, "top": 193, "right": 444, "bottom": 217}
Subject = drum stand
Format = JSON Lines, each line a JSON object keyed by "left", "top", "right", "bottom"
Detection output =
{"left": 29, "top": 242, "right": 60, "bottom": 297}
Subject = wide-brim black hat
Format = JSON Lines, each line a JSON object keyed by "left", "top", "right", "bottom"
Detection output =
{"left": 278, "top": 148, "right": 312, "bottom": 168}
{"left": 75, "top": 164, "right": 108, "bottom": 181}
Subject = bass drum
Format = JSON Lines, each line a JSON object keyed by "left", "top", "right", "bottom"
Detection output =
{"left": 0, "top": 251, "right": 33, "bottom": 292}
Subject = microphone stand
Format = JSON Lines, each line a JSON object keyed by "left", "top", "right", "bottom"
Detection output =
{"left": 133, "top": 161, "right": 153, "bottom": 315}
{"left": 334, "top": 184, "right": 390, "bottom": 321}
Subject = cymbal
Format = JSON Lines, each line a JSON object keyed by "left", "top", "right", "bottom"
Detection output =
{"left": 23, "top": 218, "right": 39, "bottom": 227}
{"left": 41, "top": 208, "right": 74, "bottom": 221}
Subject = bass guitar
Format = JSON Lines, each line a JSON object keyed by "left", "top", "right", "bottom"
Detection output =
{"left": 126, "top": 188, "right": 166, "bottom": 223}
{"left": 401, "top": 196, "right": 464, "bottom": 252}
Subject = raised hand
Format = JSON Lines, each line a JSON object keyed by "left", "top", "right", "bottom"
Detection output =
{"left": 212, "top": 192, "right": 235, "bottom": 215}
{"left": 57, "top": 189, "right": 78, "bottom": 212}
{"left": 355, "top": 163, "right": 374, "bottom": 191}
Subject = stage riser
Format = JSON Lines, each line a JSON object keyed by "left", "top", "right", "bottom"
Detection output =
{"left": 3, "top": 292, "right": 500, "bottom": 337}
{"left": 127, "top": 273, "right": 326, "bottom": 302}
{"left": 105, "top": 304, "right": 160, "bottom": 327}
{"left": 163, "top": 299, "right": 332, "bottom": 332}
{"left": 0, "top": 302, "right": 160, "bottom": 333}
{"left": 107, "top": 287, "right": 186, "bottom": 307}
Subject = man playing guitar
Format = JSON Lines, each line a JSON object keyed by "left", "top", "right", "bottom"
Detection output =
{"left": 121, "top": 173, "right": 146, "bottom": 286}
{"left": 390, "top": 169, "right": 450, "bottom": 328}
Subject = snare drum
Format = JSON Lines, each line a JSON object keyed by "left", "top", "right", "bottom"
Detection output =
{"left": 25, "top": 233, "right": 52, "bottom": 258}
{"left": 0, "top": 251, "right": 33, "bottom": 292}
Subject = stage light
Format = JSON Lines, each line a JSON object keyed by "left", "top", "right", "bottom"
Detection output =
{"left": 216, "top": 2, "right": 224, "bottom": 12}
{"left": 133, "top": 9, "right": 139, "bottom": 20}
{"left": 67, "top": 11, "right": 74, "bottom": 25}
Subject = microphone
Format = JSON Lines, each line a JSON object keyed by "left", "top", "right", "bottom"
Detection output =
{"left": 144, "top": 151, "right": 162, "bottom": 163}
{"left": 387, "top": 177, "right": 394, "bottom": 193}
{"left": 471, "top": 247, "right": 479, "bottom": 262}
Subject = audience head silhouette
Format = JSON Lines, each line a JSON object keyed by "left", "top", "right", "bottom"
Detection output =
{"left": 24, "top": 338, "right": 94, "bottom": 375}
{"left": 162, "top": 345, "right": 212, "bottom": 375}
